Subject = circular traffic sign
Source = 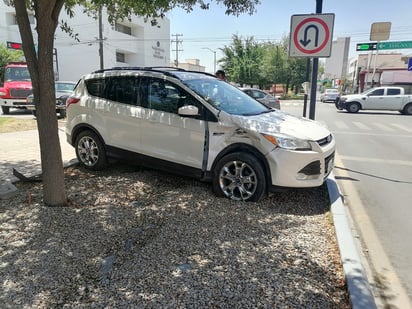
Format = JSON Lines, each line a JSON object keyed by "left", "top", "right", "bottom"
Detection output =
{"left": 293, "top": 17, "right": 330, "bottom": 54}
{"left": 289, "top": 14, "right": 335, "bottom": 58}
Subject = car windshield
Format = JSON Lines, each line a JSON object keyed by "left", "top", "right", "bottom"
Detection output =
{"left": 5, "top": 67, "right": 31, "bottom": 82}
{"left": 326, "top": 89, "right": 339, "bottom": 93}
{"left": 55, "top": 82, "right": 76, "bottom": 92}
{"left": 174, "top": 73, "right": 270, "bottom": 116}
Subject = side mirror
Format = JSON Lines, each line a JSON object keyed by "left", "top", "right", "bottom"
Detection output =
{"left": 178, "top": 105, "right": 199, "bottom": 116}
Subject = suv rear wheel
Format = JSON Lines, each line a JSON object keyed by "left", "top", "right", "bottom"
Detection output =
{"left": 213, "top": 152, "right": 266, "bottom": 202}
{"left": 75, "top": 130, "right": 107, "bottom": 170}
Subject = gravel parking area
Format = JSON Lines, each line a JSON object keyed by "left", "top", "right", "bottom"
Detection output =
{"left": 1, "top": 163, "right": 349, "bottom": 308}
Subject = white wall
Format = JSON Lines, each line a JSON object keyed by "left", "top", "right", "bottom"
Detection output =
{"left": 0, "top": 3, "right": 170, "bottom": 81}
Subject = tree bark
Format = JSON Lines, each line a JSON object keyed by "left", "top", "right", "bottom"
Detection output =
{"left": 14, "top": 0, "right": 67, "bottom": 206}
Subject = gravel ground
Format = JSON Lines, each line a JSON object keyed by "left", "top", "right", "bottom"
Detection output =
{"left": 0, "top": 163, "right": 350, "bottom": 308}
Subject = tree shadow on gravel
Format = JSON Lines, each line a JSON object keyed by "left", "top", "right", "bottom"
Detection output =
{"left": 0, "top": 162, "right": 349, "bottom": 308}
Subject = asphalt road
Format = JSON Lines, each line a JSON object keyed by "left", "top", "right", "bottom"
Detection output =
{"left": 283, "top": 99, "right": 412, "bottom": 303}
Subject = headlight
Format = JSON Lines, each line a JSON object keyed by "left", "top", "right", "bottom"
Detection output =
{"left": 262, "top": 133, "right": 312, "bottom": 150}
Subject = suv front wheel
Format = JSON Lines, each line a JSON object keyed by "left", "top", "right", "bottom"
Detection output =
{"left": 213, "top": 152, "right": 267, "bottom": 202}
{"left": 75, "top": 130, "right": 107, "bottom": 170}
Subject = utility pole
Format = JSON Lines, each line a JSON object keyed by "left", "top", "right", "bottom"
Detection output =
{"left": 171, "top": 34, "right": 183, "bottom": 67}
{"left": 98, "top": 6, "right": 104, "bottom": 70}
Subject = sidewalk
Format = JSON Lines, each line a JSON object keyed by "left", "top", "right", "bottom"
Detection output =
{"left": 0, "top": 127, "right": 77, "bottom": 183}
{"left": 0, "top": 127, "right": 377, "bottom": 308}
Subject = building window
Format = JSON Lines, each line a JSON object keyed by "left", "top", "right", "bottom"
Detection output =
{"left": 116, "top": 52, "right": 126, "bottom": 63}
{"left": 115, "top": 22, "right": 132, "bottom": 36}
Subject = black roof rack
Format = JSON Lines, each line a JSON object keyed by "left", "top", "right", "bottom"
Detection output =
{"left": 91, "top": 66, "right": 216, "bottom": 79}
{"left": 92, "top": 66, "right": 187, "bottom": 74}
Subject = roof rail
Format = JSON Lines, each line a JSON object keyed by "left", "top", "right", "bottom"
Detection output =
{"left": 92, "top": 66, "right": 187, "bottom": 74}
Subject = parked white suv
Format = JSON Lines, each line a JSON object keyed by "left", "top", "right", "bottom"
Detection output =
{"left": 66, "top": 67, "right": 335, "bottom": 202}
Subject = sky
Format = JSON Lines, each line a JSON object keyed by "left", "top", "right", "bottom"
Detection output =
{"left": 169, "top": 0, "right": 412, "bottom": 73}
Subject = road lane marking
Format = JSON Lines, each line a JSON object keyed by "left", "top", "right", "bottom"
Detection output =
{"left": 353, "top": 121, "right": 371, "bottom": 130}
{"left": 339, "top": 155, "right": 412, "bottom": 167}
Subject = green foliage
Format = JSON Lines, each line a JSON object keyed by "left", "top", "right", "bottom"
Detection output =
{"left": 219, "top": 35, "right": 309, "bottom": 92}
{"left": 0, "top": 43, "right": 24, "bottom": 82}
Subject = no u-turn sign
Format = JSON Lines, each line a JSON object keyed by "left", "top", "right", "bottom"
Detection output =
{"left": 289, "top": 14, "right": 335, "bottom": 58}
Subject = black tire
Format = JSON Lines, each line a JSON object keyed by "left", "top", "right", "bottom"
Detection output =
{"left": 74, "top": 130, "right": 107, "bottom": 170}
{"left": 212, "top": 152, "right": 267, "bottom": 202}
{"left": 1, "top": 106, "right": 10, "bottom": 115}
{"left": 32, "top": 110, "right": 37, "bottom": 117}
{"left": 59, "top": 109, "right": 67, "bottom": 118}
{"left": 402, "top": 103, "right": 412, "bottom": 115}
{"left": 346, "top": 102, "right": 360, "bottom": 113}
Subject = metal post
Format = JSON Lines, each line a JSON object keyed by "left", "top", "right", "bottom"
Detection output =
{"left": 203, "top": 47, "right": 216, "bottom": 73}
{"left": 303, "top": 58, "right": 311, "bottom": 117}
{"left": 308, "top": 0, "right": 323, "bottom": 120}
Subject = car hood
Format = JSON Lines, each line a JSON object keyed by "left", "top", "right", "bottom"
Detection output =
{"left": 56, "top": 90, "right": 73, "bottom": 97}
{"left": 231, "top": 110, "right": 330, "bottom": 141}
{"left": 4, "top": 81, "right": 32, "bottom": 89}
{"left": 341, "top": 94, "right": 364, "bottom": 100}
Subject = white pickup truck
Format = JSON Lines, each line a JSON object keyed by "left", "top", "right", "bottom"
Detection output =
{"left": 336, "top": 86, "right": 412, "bottom": 115}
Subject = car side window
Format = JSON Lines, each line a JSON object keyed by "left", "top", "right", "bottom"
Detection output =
{"left": 251, "top": 90, "right": 265, "bottom": 99}
{"left": 105, "top": 76, "right": 138, "bottom": 105}
{"left": 369, "top": 89, "right": 384, "bottom": 96}
{"left": 140, "top": 77, "right": 184, "bottom": 114}
{"left": 85, "top": 78, "right": 107, "bottom": 98}
{"left": 387, "top": 88, "right": 401, "bottom": 95}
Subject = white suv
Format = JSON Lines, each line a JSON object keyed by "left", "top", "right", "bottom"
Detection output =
{"left": 66, "top": 67, "right": 335, "bottom": 202}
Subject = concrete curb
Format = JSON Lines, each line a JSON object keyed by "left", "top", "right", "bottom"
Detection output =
{"left": 327, "top": 172, "right": 377, "bottom": 309}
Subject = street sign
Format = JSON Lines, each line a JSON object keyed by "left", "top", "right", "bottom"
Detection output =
{"left": 408, "top": 58, "right": 412, "bottom": 72}
{"left": 289, "top": 13, "right": 335, "bottom": 58}
{"left": 370, "top": 22, "right": 391, "bottom": 41}
{"left": 356, "top": 43, "right": 377, "bottom": 51}
{"left": 6, "top": 41, "right": 23, "bottom": 50}
{"left": 377, "top": 40, "right": 412, "bottom": 50}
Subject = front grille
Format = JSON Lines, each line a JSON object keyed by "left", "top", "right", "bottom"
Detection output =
{"left": 9, "top": 88, "right": 33, "bottom": 98}
{"left": 316, "top": 134, "right": 333, "bottom": 147}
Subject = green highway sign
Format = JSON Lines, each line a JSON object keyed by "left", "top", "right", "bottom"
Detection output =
{"left": 356, "top": 43, "right": 376, "bottom": 51}
{"left": 377, "top": 41, "right": 412, "bottom": 50}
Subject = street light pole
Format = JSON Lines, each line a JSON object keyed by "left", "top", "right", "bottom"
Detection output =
{"left": 202, "top": 47, "right": 216, "bottom": 73}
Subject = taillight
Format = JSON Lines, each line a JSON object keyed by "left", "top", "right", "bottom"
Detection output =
{"left": 66, "top": 97, "right": 80, "bottom": 108}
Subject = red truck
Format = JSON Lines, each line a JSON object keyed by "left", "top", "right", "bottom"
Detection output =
{"left": 0, "top": 62, "right": 33, "bottom": 114}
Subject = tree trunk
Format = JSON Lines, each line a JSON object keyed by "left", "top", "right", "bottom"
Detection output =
{"left": 14, "top": 0, "right": 67, "bottom": 206}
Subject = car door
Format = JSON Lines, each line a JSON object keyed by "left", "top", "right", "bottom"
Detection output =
{"left": 100, "top": 75, "right": 143, "bottom": 151}
{"left": 381, "top": 88, "right": 403, "bottom": 110}
{"left": 363, "top": 88, "right": 384, "bottom": 109}
{"left": 138, "top": 76, "right": 207, "bottom": 170}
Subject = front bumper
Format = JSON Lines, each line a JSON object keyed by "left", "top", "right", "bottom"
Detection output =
{"left": 335, "top": 98, "right": 347, "bottom": 110}
{"left": 266, "top": 136, "right": 336, "bottom": 189}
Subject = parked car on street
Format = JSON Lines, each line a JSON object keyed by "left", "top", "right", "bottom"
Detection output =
{"left": 320, "top": 88, "right": 340, "bottom": 103}
{"left": 336, "top": 86, "right": 412, "bottom": 114}
{"left": 240, "top": 88, "right": 281, "bottom": 109}
{"left": 26, "top": 81, "right": 77, "bottom": 118}
{"left": 66, "top": 67, "right": 335, "bottom": 202}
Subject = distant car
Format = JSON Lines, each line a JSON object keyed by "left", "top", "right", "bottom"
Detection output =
{"left": 320, "top": 88, "right": 340, "bottom": 103}
{"left": 26, "top": 81, "right": 77, "bottom": 118}
{"left": 240, "top": 88, "right": 280, "bottom": 109}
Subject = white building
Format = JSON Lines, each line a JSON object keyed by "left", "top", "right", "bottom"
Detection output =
{"left": 0, "top": 3, "right": 170, "bottom": 81}
{"left": 324, "top": 37, "right": 350, "bottom": 85}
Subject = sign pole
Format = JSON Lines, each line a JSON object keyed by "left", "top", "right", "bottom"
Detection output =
{"left": 309, "top": 0, "right": 323, "bottom": 120}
